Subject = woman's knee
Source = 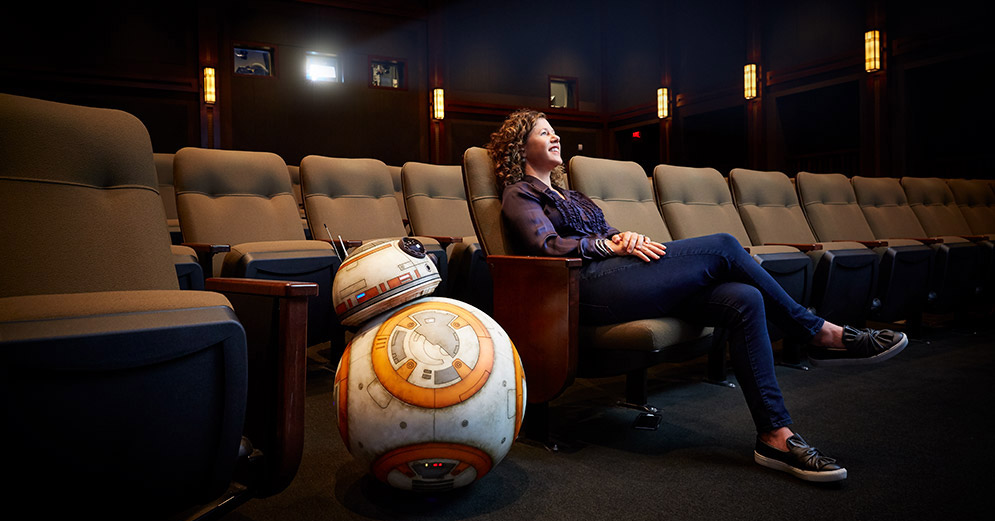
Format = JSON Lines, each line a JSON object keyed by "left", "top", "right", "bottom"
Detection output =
{"left": 712, "top": 282, "right": 765, "bottom": 321}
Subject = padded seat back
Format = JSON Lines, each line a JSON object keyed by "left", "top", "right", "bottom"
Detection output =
{"left": 851, "top": 176, "right": 929, "bottom": 239}
{"left": 0, "top": 93, "right": 179, "bottom": 296}
{"left": 947, "top": 178, "right": 995, "bottom": 235}
{"left": 902, "top": 177, "right": 974, "bottom": 237}
{"left": 729, "top": 168, "right": 818, "bottom": 245}
{"left": 154, "top": 153, "right": 179, "bottom": 222}
{"left": 463, "top": 147, "right": 515, "bottom": 256}
{"left": 388, "top": 164, "right": 408, "bottom": 225}
{"left": 300, "top": 156, "right": 407, "bottom": 241}
{"left": 653, "top": 164, "right": 751, "bottom": 246}
{"left": 287, "top": 165, "right": 304, "bottom": 209}
{"left": 568, "top": 156, "right": 673, "bottom": 242}
{"left": 174, "top": 147, "right": 305, "bottom": 245}
{"left": 796, "top": 171, "right": 877, "bottom": 242}
{"left": 402, "top": 162, "right": 477, "bottom": 239}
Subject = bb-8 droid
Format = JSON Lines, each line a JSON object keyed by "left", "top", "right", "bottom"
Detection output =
{"left": 331, "top": 238, "right": 527, "bottom": 491}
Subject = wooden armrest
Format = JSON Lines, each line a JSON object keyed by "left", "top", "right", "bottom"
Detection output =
{"left": 764, "top": 242, "right": 823, "bottom": 252}
{"left": 845, "top": 240, "right": 888, "bottom": 248}
{"left": 908, "top": 237, "right": 944, "bottom": 244}
{"left": 961, "top": 235, "right": 989, "bottom": 243}
{"left": 204, "top": 276, "right": 317, "bottom": 496}
{"left": 182, "top": 242, "right": 231, "bottom": 278}
{"left": 420, "top": 235, "right": 464, "bottom": 245}
{"left": 486, "top": 255, "right": 581, "bottom": 404}
{"left": 205, "top": 277, "right": 318, "bottom": 298}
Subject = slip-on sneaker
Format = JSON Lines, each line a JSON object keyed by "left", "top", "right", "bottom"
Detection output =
{"left": 754, "top": 433, "right": 847, "bottom": 482}
{"left": 808, "top": 325, "right": 908, "bottom": 367}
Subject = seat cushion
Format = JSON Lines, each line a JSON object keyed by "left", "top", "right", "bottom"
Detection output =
{"left": 0, "top": 290, "right": 233, "bottom": 323}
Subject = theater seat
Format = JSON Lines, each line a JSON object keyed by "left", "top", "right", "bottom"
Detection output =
{"left": 0, "top": 93, "right": 315, "bottom": 517}
{"left": 287, "top": 164, "right": 312, "bottom": 238}
{"left": 401, "top": 161, "right": 492, "bottom": 313}
{"left": 852, "top": 175, "right": 980, "bottom": 313}
{"left": 174, "top": 147, "right": 341, "bottom": 348}
{"left": 463, "top": 148, "right": 719, "bottom": 442}
{"left": 902, "top": 176, "right": 990, "bottom": 302}
{"left": 299, "top": 155, "right": 451, "bottom": 296}
{"left": 653, "top": 164, "right": 814, "bottom": 309}
{"left": 947, "top": 178, "right": 995, "bottom": 239}
{"left": 795, "top": 171, "right": 933, "bottom": 326}
{"left": 729, "top": 168, "right": 880, "bottom": 327}
{"left": 653, "top": 164, "right": 815, "bottom": 364}
{"left": 388, "top": 164, "right": 411, "bottom": 233}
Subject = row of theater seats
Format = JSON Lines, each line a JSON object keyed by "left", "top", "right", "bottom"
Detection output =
{"left": 152, "top": 148, "right": 493, "bottom": 354}
{"left": 3, "top": 92, "right": 992, "bottom": 515}
{"left": 458, "top": 147, "right": 995, "bottom": 442}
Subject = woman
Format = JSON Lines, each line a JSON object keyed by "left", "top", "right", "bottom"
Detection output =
{"left": 488, "top": 109, "right": 907, "bottom": 482}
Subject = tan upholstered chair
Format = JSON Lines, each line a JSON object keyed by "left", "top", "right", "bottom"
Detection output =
{"left": 947, "top": 178, "right": 995, "bottom": 238}
{"left": 653, "top": 164, "right": 813, "bottom": 306}
{"left": 795, "top": 172, "right": 933, "bottom": 325}
{"left": 287, "top": 164, "right": 312, "bottom": 236}
{"left": 729, "top": 168, "right": 879, "bottom": 326}
{"left": 154, "top": 152, "right": 181, "bottom": 241}
{"left": 401, "top": 161, "right": 492, "bottom": 312}
{"left": 902, "top": 176, "right": 991, "bottom": 301}
{"left": 299, "top": 155, "right": 451, "bottom": 295}
{"left": 388, "top": 164, "right": 411, "bottom": 233}
{"left": 462, "top": 148, "right": 719, "bottom": 441}
{"left": 652, "top": 164, "right": 815, "bottom": 365}
{"left": 852, "top": 176, "right": 980, "bottom": 312}
{"left": 0, "top": 93, "right": 314, "bottom": 516}
{"left": 174, "top": 147, "right": 340, "bottom": 347}
{"left": 153, "top": 151, "right": 205, "bottom": 289}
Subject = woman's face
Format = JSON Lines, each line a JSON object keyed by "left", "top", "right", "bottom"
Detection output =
{"left": 524, "top": 117, "right": 562, "bottom": 173}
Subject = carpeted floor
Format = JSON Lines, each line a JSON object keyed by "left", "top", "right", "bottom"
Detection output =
{"left": 221, "top": 320, "right": 994, "bottom": 521}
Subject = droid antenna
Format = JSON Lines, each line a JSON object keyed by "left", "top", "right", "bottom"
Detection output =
{"left": 338, "top": 235, "right": 348, "bottom": 258}
{"left": 324, "top": 223, "right": 345, "bottom": 258}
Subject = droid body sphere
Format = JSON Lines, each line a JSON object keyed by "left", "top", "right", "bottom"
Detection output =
{"left": 330, "top": 238, "right": 526, "bottom": 491}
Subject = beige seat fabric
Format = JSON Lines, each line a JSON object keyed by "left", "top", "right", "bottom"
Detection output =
{"left": 0, "top": 93, "right": 249, "bottom": 514}
{"left": 853, "top": 176, "right": 980, "bottom": 312}
{"left": 174, "top": 147, "right": 340, "bottom": 347}
{"left": 154, "top": 152, "right": 182, "bottom": 240}
{"left": 568, "top": 156, "right": 673, "bottom": 241}
{"left": 300, "top": 155, "right": 448, "bottom": 293}
{"left": 653, "top": 164, "right": 813, "bottom": 337}
{"left": 174, "top": 147, "right": 335, "bottom": 276}
{"left": 903, "top": 176, "right": 991, "bottom": 299}
{"left": 796, "top": 171, "right": 933, "bottom": 323}
{"left": 401, "top": 161, "right": 490, "bottom": 311}
{"left": 947, "top": 178, "right": 995, "bottom": 237}
{"left": 730, "top": 168, "right": 878, "bottom": 326}
{"left": 388, "top": 164, "right": 410, "bottom": 232}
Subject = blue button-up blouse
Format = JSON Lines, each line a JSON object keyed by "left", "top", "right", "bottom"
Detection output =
{"left": 501, "top": 175, "right": 619, "bottom": 260}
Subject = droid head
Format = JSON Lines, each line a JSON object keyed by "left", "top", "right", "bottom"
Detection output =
{"left": 332, "top": 238, "right": 442, "bottom": 327}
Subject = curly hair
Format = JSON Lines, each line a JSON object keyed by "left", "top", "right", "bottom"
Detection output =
{"left": 485, "top": 109, "right": 567, "bottom": 192}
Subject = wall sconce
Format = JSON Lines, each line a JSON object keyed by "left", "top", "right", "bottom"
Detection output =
{"left": 865, "top": 30, "right": 882, "bottom": 72}
{"left": 432, "top": 88, "right": 445, "bottom": 120}
{"left": 657, "top": 87, "right": 670, "bottom": 119}
{"left": 744, "top": 64, "right": 758, "bottom": 100}
{"left": 203, "top": 67, "right": 216, "bottom": 104}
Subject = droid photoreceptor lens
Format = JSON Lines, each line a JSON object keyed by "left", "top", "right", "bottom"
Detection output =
{"left": 399, "top": 237, "right": 427, "bottom": 258}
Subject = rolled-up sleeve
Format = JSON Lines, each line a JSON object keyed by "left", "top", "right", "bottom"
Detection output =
{"left": 502, "top": 183, "right": 610, "bottom": 259}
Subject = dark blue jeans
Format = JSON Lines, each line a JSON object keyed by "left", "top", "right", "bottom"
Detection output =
{"left": 578, "top": 232, "right": 825, "bottom": 433}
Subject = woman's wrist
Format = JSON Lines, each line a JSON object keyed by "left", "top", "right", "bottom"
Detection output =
{"left": 595, "top": 237, "right": 616, "bottom": 257}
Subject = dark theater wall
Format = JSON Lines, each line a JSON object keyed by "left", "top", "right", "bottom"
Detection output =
{"left": 1, "top": 1, "right": 991, "bottom": 177}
